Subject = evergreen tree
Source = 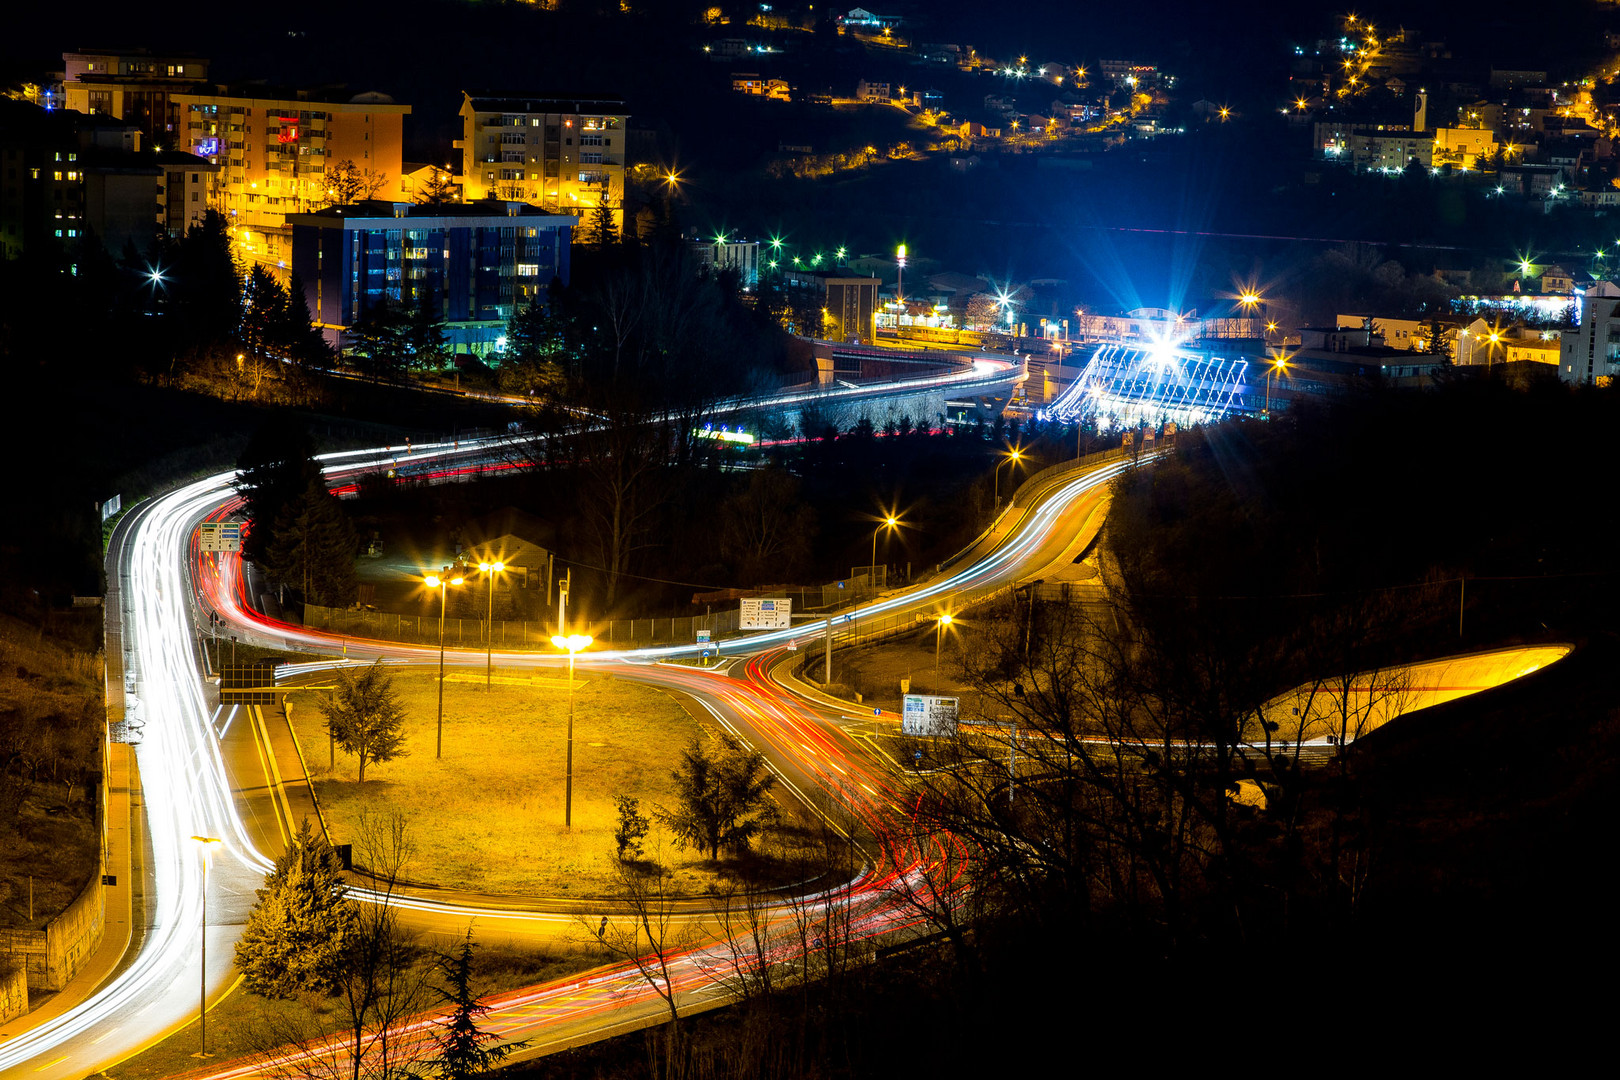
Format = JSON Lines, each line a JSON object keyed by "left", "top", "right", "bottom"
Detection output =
{"left": 498, "top": 296, "right": 569, "bottom": 399}
{"left": 427, "top": 932, "right": 526, "bottom": 1079}
{"left": 279, "top": 272, "right": 334, "bottom": 369}
{"left": 169, "top": 209, "right": 241, "bottom": 349}
{"left": 241, "top": 264, "right": 289, "bottom": 360}
{"left": 406, "top": 289, "right": 450, "bottom": 371}
{"left": 348, "top": 297, "right": 410, "bottom": 381}
{"left": 234, "top": 417, "right": 322, "bottom": 564}
{"left": 317, "top": 661, "right": 409, "bottom": 782}
{"left": 234, "top": 819, "right": 359, "bottom": 999}
{"left": 588, "top": 201, "right": 619, "bottom": 248}
{"left": 656, "top": 735, "right": 777, "bottom": 860}
{"left": 264, "top": 475, "right": 360, "bottom": 607}
{"left": 415, "top": 167, "right": 459, "bottom": 207}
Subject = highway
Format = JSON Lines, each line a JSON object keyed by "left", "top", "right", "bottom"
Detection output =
{"left": 0, "top": 436, "right": 1116, "bottom": 1078}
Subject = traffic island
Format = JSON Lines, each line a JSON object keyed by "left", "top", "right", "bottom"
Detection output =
{"left": 283, "top": 669, "right": 810, "bottom": 898}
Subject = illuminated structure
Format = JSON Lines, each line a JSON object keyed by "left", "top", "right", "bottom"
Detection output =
{"left": 457, "top": 94, "right": 629, "bottom": 238}
{"left": 59, "top": 49, "right": 209, "bottom": 142}
{"left": 689, "top": 234, "right": 761, "bottom": 288}
{"left": 824, "top": 276, "right": 881, "bottom": 343}
{"left": 1047, "top": 341, "right": 1253, "bottom": 429}
{"left": 172, "top": 87, "right": 410, "bottom": 271}
{"left": 1559, "top": 280, "right": 1620, "bottom": 385}
{"left": 288, "top": 200, "right": 576, "bottom": 357}
{"left": 0, "top": 100, "right": 214, "bottom": 259}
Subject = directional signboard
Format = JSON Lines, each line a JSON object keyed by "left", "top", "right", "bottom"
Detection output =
{"left": 902, "top": 694, "right": 959, "bottom": 737}
{"left": 740, "top": 597, "right": 792, "bottom": 630}
{"left": 199, "top": 521, "right": 242, "bottom": 553}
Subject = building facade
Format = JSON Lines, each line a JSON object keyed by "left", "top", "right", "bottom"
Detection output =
{"left": 60, "top": 49, "right": 209, "bottom": 143}
{"left": 0, "top": 99, "right": 213, "bottom": 259}
{"left": 824, "top": 276, "right": 881, "bottom": 343}
{"left": 288, "top": 200, "right": 576, "bottom": 357}
{"left": 457, "top": 95, "right": 628, "bottom": 239}
{"left": 173, "top": 88, "right": 410, "bottom": 272}
{"left": 689, "top": 236, "right": 760, "bottom": 288}
{"left": 1559, "top": 281, "right": 1620, "bottom": 385}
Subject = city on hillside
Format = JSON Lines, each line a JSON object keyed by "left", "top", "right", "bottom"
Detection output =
{"left": 2, "top": 1, "right": 1619, "bottom": 1076}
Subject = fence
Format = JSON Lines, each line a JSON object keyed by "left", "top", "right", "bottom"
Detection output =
{"left": 306, "top": 603, "right": 757, "bottom": 649}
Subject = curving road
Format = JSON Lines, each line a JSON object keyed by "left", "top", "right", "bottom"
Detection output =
{"left": 0, "top": 438, "right": 1121, "bottom": 1078}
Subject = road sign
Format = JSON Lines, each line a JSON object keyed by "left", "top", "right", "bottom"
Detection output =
{"left": 702, "top": 647, "right": 716, "bottom": 658}
{"left": 697, "top": 629, "right": 711, "bottom": 644}
{"left": 902, "top": 694, "right": 959, "bottom": 737}
{"left": 873, "top": 706, "right": 881, "bottom": 716}
{"left": 199, "top": 521, "right": 242, "bottom": 553}
{"left": 740, "top": 597, "right": 792, "bottom": 630}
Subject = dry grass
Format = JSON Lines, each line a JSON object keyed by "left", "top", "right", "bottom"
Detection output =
{"left": 287, "top": 669, "right": 742, "bottom": 897}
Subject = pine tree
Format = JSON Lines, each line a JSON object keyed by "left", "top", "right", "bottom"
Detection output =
{"left": 317, "top": 661, "right": 409, "bottom": 783}
{"left": 264, "top": 475, "right": 360, "bottom": 607}
{"left": 406, "top": 289, "right": 450, "bottom": 371}
{"left": 427, "top": 932, "right": 526, "bottom": 1079}
{"left": 234, "top": 819, "right": 359, "bottom": 999}
{"left": 234, "top": 417, "right": 322, "bottom": 564}
{"left": 656, "top": 736, "right": 777, "bottom": 860}
{"left": 588, "top": 201, "right": 619, "bottom": 248}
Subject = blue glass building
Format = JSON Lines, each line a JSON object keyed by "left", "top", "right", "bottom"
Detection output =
{"left": 289, "top": 199, "right": 576, "bottom": 357}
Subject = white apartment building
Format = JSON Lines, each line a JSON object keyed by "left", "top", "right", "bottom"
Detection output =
{"left": 1560, "top": 281, "right": 1620, "bottom": 384}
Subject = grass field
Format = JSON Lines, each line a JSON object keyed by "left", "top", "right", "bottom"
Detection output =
{"left": 286, "top": 668, "right": 737, "bottom": 896}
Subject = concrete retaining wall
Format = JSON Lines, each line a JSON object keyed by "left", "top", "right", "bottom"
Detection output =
{"left": 0, "top": 960, "right": 25, "bottom": 1024}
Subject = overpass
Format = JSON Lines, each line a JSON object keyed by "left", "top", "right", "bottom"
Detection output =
{"left": 1043, "top": 340, "right": 1267, "bottom": 430}
{"left": 719, "top": 340, "right": 1028, "bottom": 432}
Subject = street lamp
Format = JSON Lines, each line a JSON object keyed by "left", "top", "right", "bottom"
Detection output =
{"left": 550, "top": 633, "right": 594, "bottom": 827}
{"left": 934, "top": 614, "right": 953, "bottom": 694}
{"left": 1265, "top": 354, "right": 1290, "bottom": 416}
{"left": 477, "top": 561, "right": 506, "bottom": 690}
{"left": 870, "top": 514, "right": 899, "bottom": 592}
{"left": 896, "top": 243, "right": 907, "bottom": 304}
{"left": 993, "top": 447, "right": 1025, "bottom": 512}
{"left": 190, "top": 835, "right": 222, "bottom": 1059}
{"left": 424, "top": 565, "right": 465, "bottom": 759}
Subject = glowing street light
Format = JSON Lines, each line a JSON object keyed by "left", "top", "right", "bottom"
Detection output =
{"left": 897, "top": 243, "right": 908, "bottom": 303}
{"left": 870, "top": 514, "right": 900, "bottom": 592}
{"left": 934, "top": 613, "right": 954, "bottom": 693}
{"left": 550, "top": 632, "right": 594, "bottom": 827}
{"left": 424, "top": 565, "right": 466, "bottom": 758}
{"left": 1264, "top": 353, "right": 1290, "bottom": 416}
{"left": 769, "top": 235, "right": 784, "bottom": 251}
{"left": 993, "top": 446, "right": 1025, "bottom": 512}
{"left": 477, "top": 561, "right": 506, "bottom": 690}
{"left": 189, "top": 835, "right": 222, "bottom": 1059}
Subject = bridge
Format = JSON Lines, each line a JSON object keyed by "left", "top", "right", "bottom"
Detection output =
{"left": 1043, "top": 340, "right": 1268, "bottom": 429}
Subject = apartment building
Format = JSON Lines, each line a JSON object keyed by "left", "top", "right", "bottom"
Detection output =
{"left": 457, "top": 94, "right": 628, "bottom": 238}
{"left": 0, "top": 99, "right": 214, "bottom": 259}
{"left": 288, "top": 200, "right": 577, "bottom": 357}
{"left": 59, "top": 49, "right": 209, "bottom": 143}
{"left": 173, "top": 87, "right": 409, "bottom": 271}
{"left": 1559, "top": 281, "right": 1620, "bottom": 385}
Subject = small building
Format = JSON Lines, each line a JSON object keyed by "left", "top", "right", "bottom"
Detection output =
{"left": 689, "top": 235, "right": 761, "bottom": 289}
{"left": 856, "top": 80, "right": 892, "bottom": 102}
{"left": 824, "top": 275, "right": 881, "bottom": 343}
{"left": 288, "top": 199, "right": 576, "bottom": 357}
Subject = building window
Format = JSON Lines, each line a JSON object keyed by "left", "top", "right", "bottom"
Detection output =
{"left": 517, "top": 263, "right": 540, "bottom": 276}
{"left": 581, "top": 153, "right": 603, "bottom": 164}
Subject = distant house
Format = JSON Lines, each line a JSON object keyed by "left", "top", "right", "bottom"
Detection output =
{"left": 1540, "top": 265, "right": 1575, "bottom": 295}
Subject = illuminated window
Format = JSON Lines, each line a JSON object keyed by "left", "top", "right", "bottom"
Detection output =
{"left": 517, "top": 263, "right": 540, "bottom": 276}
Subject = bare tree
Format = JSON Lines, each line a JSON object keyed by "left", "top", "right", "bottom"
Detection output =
{"left": 323, "top": 160, "right": 388, "bottom": 207}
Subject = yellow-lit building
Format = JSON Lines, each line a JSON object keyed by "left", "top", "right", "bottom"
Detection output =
{"left": 171, "top": 88, "right": 409, "bottom": 271}
{"left": 1432, "top": 127, "right": 1497, "bottom": 169}
{"left": 457, "top": 94, "right": 629, "bottom": 238}
{"left": 59, "top": 49, "right": 209, "bottom": 144}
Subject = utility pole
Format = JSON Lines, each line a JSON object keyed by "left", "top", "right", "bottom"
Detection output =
{"left": 824, "top": 617, "right": 833, "bottom": 683}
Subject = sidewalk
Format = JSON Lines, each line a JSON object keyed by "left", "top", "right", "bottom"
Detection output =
{"left": 0, "top": 744, "right": 138, "bottom": 1042}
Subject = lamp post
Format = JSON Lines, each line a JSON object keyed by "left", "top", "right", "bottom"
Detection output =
{"left": 550, "top": 633, "right": 594, "bottom": 827}
{"left": 934, "top": 613, "right": 953, "bottom": 694}
{"left": 993, "top": 447, "right": 1024, "bottom": 513}
{"left": 477, "top": 561, "right": 506, "bottom": 690}
{"left": 1264, "top": 355, "right": 1290, "bottom": 417}
{"left": 189, "top": 835, "right": 222, "bottom": 1059}
{"left": 424, "top": 565, "right": 465, "bottom": 759}
{"left": 896, "top": 243, "right": 907, "bottom": 305}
